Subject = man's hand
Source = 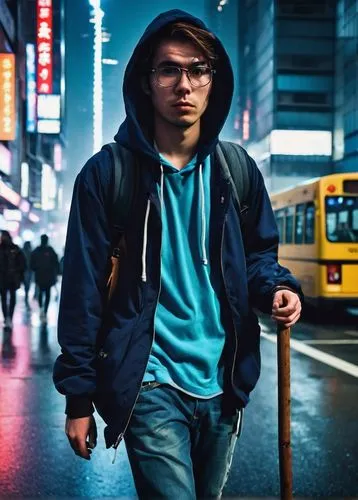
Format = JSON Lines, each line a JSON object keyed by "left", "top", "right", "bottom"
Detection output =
{"left": 65, "top": 415, "right": 97, "bottom": 460}
{"left": 272, "top": 289, "right": 301, "bottom": 328}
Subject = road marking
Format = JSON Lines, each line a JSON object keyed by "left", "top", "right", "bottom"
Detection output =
{"left": 302, "top": 339, "right": 358, "bottom": 345}
{"left": 346, "top": 330, "right": 358, "bottom": 338}
{"left": 261, "top": 332, "right": 358, "bottom": 378}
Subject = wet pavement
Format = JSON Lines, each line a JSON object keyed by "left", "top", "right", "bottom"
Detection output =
{"left": 0, "top": 293, "right": 357, "bottom": 498}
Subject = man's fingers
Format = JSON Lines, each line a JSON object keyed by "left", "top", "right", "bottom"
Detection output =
{"left": 272, "top": 298, "right": 281, "bottom": 310}
{"left": 275, "top": 310, "right": 301, "bottom": 328}
{"left": 272, "top": 304, "right": 298, "bottom": 318}
{"left": 73, "top": 437, "right": 91, "bottom": 460}
{"left": 65, "top": 416, "right": 95, "bottom": 460}
{"left": 272, "top": 306, "right": 294, "bottom": 317}
{"left": 272, "top": 294, "right": 302, "bottom": 324}
{"left": 272, "top": 296, "right": 300, "bottom": 316}
{"left": 88, "top": 416, "right": 97, "bottom": 449}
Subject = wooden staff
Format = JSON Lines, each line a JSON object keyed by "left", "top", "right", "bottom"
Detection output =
{"left": 277, "top": 325, "right": 293, "bottom": 500}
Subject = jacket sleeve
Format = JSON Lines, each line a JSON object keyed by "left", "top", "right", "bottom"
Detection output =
{"left": 242, "top": 153, "right": 303, "bottom": 313}
{"left": 53, "top": 150, "right": 113, "bottom": 417}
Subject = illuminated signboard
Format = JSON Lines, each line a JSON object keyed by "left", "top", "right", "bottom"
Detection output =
{"left": 29, "top": 212, "right": 40, "bottom": 223}
{"left": 270, "top": 130, "right": 332, "bottom": 156}
{"left": 37, "top": 94, "right": 60, "bottom": 119}
{"left": 54, "top": 143, "right": 62, "bottom": 171}
{"left": 37, "top": 119, "right": 60, "bottom": 134}
{"left": 41, "top": 163, "right": 57, "bottom": 210}
{"left": 0, "top": 53, "right": 15, "bottom": 140}
{"left": 26, "top": 44, "right": 36, "bottom": 132}
{"left": 243, "top": 109, "right": 250, "bottom": 141}
{"left": 21, "top": 162, "right": 29, "bottom": 198}
{"left": 19, "top": 198, "right": 30, "bottom": 213}
{"left": 37, "top": 0, "right": 53, "bottom": 94}
{"left": 0, "top": 179, "right": 21, "bottom": 207}
{"left": 0, "top": 142, "right": 11, "bottom": 175}
{"left": 3, "top": 209, "right": 22, "bottom": 222}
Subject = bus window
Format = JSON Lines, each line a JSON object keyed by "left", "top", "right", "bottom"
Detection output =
{"left": 275, "top": 209, "right": 285, "bottom": 243}
{"left": 285, "top": 206, "right": 295, "bottom": 244}
{"left": 305, "top": 203, "right": 315, "bottom": 243}
{"left": 325, "top": 196, "right": 358, "bottom": 243}
{"left": 353, "top": 208, "right": 358, "bottom": 230}
{"left": 295, "top": 204, "right": 305, "bottom": 244}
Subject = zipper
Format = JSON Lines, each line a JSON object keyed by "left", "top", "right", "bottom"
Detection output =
{"left": 111, "top": 300, "right": 159, "bottom": 463}
{"left": 220, "top": 198, "right": 239, "bottom": 393}
{"left": 112, "top": 198, "right": 163, "bottom": 463}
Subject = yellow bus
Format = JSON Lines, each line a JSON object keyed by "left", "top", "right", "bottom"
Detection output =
{"left": 270, "top": 173, "right": 358, "bottom": 308}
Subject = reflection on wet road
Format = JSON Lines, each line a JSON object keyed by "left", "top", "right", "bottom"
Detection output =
{"left": 0, "top": 295, "right": 357, "bottom": 498}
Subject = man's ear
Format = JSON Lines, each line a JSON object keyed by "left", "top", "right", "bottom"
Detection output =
{"left": 141, "top": 76, "right": 151, "bottom": 95}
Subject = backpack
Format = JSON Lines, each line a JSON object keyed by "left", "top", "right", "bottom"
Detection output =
{"left": 102, "top": 141, "right": 250, "bottom": 299}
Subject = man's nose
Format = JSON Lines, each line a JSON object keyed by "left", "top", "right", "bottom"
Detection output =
{"left": 175, "top": 70, "right": 192, "bottom": 92}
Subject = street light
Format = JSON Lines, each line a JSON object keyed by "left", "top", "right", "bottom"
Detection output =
{"left": 89, "top": 0, "right": 104, "bottom": 153}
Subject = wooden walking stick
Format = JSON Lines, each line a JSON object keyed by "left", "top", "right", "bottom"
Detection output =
{"left": 277, "top": 325, "right": 293, "bottom": 500}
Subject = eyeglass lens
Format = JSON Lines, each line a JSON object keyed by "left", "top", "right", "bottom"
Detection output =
{"left": 156, "top": 66, "right": 212, "bottom": 87}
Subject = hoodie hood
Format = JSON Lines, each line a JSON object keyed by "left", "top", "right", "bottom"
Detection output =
{"left": 114, "top": 9, "right": 234, "bottom": 164}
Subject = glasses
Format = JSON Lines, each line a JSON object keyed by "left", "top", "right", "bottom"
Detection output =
{"left": 150, "top": 65, "right": 215, "bottom": 88}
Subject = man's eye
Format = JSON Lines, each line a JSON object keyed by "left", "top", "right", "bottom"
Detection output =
{"left": 160, "top": 67, "right": 179, "bottom": 76}
{"left": 191, "top": 67, "right": 210, "bottom": 77}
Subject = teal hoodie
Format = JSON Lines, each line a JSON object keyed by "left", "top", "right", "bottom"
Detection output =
{"left": 144, "top": 153, "right": 225, "bottom": 396}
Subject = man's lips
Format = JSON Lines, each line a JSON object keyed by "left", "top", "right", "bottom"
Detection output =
{"left": 172, "top": 102, "right": 195, "bottom": 108}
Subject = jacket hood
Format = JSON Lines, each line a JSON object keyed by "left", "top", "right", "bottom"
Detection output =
{"left": 114, "top": 9, "right": 234, "bottom": 164}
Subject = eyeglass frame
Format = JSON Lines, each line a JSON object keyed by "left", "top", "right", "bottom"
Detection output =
{"left": 149, "top": 64, "right": 216, "bottom": 88}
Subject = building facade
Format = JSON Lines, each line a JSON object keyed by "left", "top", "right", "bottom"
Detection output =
{"left": 238, "top": 0, "right": 337, "bottom": 192}
{"left": 333, "top": 0, "right": 358, "bottom": 172}
{"left": 0, "top": 0, "right": 34, "bottom": 235}
{"left": 0, "top": 0, "right": 66, "bottom": 249}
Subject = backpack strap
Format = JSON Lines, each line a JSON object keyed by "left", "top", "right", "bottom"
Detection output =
{"left": 101, "top": 142, "right": 138, "bottom": 301}
{"left": 101, "top": 142, "right": 138, "bottom": 232}
{"left": 216, "top": 141, "right": 250, "bottom": 214}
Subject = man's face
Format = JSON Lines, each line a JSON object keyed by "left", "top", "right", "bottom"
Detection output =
{"left": 148, "top": 39, "right": 213, "bottom": 130}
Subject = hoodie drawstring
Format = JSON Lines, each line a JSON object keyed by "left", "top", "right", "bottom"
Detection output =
{"left": 141, "top": 162, "right": 207, "bottom": 281}
{"left": 159, "top": 164, "right": 164, "bottom": 208}
{"left": 199, "top": 163, "right": 208, "bottom": 266}
{"left": 141, "top": 199, "right": 151, "bottom": 282}
{"left": 141, "top": 166, "right": 163, "bottom": 283}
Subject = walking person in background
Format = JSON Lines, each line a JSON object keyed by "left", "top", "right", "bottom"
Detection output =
{"left": 54, "top": 10, "right": 302, "bottom": 499}
{"left": 22, "top": 241, "right": 33, "bottom": 308}
{"left": 0, "top": 230, "right": 26, "bottom": 329}
{"left": 31, "top": 234, "right": 59, "bottom": 323}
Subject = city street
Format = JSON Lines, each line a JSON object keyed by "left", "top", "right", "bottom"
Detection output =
{"left": 0, "top": 293, "right": 357, "bottom": 499}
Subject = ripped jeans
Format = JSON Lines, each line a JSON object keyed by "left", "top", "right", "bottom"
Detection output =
{"left": 124, "top": 383, "right": 243, "bottom": 500}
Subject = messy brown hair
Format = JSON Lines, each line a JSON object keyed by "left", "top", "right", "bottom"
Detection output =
{"left": 143, "top": 21, "right": 218, "bottom": 69}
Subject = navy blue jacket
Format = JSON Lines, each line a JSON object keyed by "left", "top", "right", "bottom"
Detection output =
{"left": 53, "top": 10, "right": 302, "bottom": 449}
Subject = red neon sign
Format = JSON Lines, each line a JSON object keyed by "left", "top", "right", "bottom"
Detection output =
{"left": 37, "top": 0, "right": 53, "bottom": 94}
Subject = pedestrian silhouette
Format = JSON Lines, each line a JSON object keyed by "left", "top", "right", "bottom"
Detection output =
{"left": 0, "top": 230, "right": 26, "bottom": 329}
{"left": 31, "top": 234, "right": 59, "bottom": 324}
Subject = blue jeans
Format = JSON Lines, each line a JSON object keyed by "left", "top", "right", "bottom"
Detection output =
{"left": 124, "top": 384, "right": 243, "bottom": 499}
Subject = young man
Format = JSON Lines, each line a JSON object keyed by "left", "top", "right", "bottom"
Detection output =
{"left": 53, "top": 10, "right": 302, "bottom": 499}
